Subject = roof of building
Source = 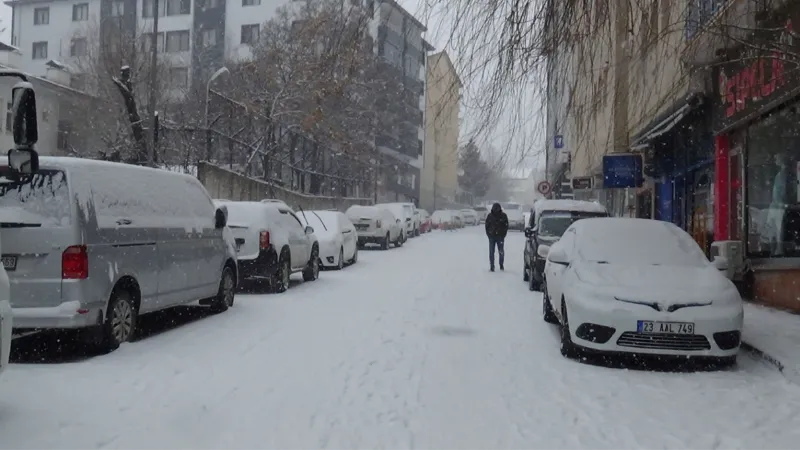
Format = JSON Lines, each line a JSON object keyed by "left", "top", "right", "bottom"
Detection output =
{"left": 382, "top": 0, "right": 426, "bottom": 32}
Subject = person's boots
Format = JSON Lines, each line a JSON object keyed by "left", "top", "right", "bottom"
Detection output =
{"left": 500, "top": 263, "right": 504, "bottom": 271}
{"left": 490, "top": 264, "right": 495, "bottom": 272}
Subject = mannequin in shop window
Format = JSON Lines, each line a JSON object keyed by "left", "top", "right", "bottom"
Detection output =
{"left": 767, "top": 153, "right": 791, "bottom": 255}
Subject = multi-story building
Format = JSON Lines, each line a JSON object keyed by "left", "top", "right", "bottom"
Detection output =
{"left": 420, "top": 50, "right": 460, "bottom": 211}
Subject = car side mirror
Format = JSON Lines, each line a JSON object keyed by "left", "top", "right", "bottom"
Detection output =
{"left": 537, "top": 244, "right": 551, "bottom": 259}
{"left": 305, "top": 225, "right": 314, "bottom": 234}
{"left": 547, "top": 246, "right": 569, "bottom": 265}
{"left": 214, "top": 207, "right": 227, "bottom": 229}
{"left": 8, "top": 148, "right": 38, "bottom": 175}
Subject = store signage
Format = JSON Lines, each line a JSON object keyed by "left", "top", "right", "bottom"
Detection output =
{"left": 572, "top": 176, "right": 593, "bottom": 190}
{"left": 713, "top": 4, "right": 800, "bottom": 132}
{"left": 602, "top": 154, "right": 643, "bottom": 189}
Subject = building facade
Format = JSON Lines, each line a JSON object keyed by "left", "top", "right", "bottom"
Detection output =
{"left": 420, "top": 50, "right": 460, "bottom": 211}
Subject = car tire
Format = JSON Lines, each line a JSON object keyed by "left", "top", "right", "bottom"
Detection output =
{"left": 542, "top": 283, "right": 558, "bottom": 324}
{"left": 529, "top": 268, "right": 541, "bottom": 291}
{"left": 381, "top": 233, "right": 390, "bottom": 250}
{"left": 335, "top": 248, "right": 344, "bottom": 270}
{"left": 303, "top": 245, "right": 320, "bottom": 281}
{"left": 272, "top": 255, "right": 290, "bottom": 293}
{"left": 395, "top": 233, "right": 404, "bottom": 248}
{"left": 523, "top": 261, "right": 530, "bottom": 282}
{"left": 210, "top": 265, "right": 236, "bottom": 313}
{"left": 560, "top": 300, "right": 579, "bottom": 359}
{"left": 415, "top": 228, "right": 420, "bottom": 237}
{"left": 99, "top": 290, "right": 138, "bottom": 353}
{"left": 350, "top": 246, "right": 358, "bottom": 264}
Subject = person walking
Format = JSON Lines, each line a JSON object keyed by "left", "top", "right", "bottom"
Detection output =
{"left": 484, "top": 202, "right": 509, "bottom": 272}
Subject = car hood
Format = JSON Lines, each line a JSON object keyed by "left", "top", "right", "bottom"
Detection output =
{"left": 572, "top": 262, "right": 736, "bottom": 307}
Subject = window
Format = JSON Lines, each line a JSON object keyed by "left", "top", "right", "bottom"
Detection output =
{"left": 166, "top": 0, "right": 190, "bottom": 15}
{"left": 72, "top": 3, "right": 89, "bottom": 21}
{"left": 240, "top": 24, "right": 259, "bottom": 45}
{"left": 70, "top": 38, "right": 87, "bottom": 57}
{"left": 34, "top": 7, "right": 49, "bottom": 25}
{"left": 143, "top": 0, "right": 165, "bottom": 17}
{"left": 242, "top": 0, "right": 260, "bottom": 5}
{"left": 141, "top": 32, "right": 164, "bottom": 52}
{"left": 5, "top": 102, "right": 12, "bottom": 132}
{"left": 109, "top": 0, "right": 124, "bottom": 16}
{"left": 57, "top": 120, "right": 72, "bottom": 150}
{"left": 382, "top": 42, "right": 401, "bottom": 67}
{"left": 170, "top": 67, "right": 188, "bottom": 89}
{"left": 745, "top": 104, "right": 800, "bottom": 257}
{"left": 165, "top": 30, "right": 190, "bottom": 52}
{"left": 32, "top": 41, "right": 48, "bottom": 59}
{"left": 198, "top": 0, "right": 221, "bottom": 8}
{"left": 201, "top": 28, "right": 219, "bottom": 46}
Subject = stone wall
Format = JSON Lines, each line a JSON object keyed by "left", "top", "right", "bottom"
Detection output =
{"left": 197, "top": 162, "right": 373, "bottom": 211}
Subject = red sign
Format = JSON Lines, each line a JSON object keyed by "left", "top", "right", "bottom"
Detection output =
{"left": 537, "top": 181, "right": 551, "bottom": 195}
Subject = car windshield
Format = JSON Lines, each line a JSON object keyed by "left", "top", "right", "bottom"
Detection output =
{"left": 538, "top": 211, "right": 607, "bottom": 238}
{"left": 502, "top": 203, "right": 520, "bottom": 210}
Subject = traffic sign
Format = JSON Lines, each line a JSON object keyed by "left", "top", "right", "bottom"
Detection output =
{"left": 554, "top": 135, "right": 564, "bottom": 149}
{"left": 537, "top": 181, "right": 551, "bottom": 195}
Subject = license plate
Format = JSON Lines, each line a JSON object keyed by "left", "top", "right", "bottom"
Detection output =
{"left": 1, "top": 256, "right": 16, "bottom": 271}
{"left": 637, "top": 320, "right": 695, "bottom": 335}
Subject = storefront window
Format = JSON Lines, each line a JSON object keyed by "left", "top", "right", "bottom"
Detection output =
{"left": 746, "top": 104, "right": 800, "bottom": 257}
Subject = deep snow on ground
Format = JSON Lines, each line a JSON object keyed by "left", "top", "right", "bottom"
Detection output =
{"left": 1, "top": 228, "right": 800, "bottom": 449}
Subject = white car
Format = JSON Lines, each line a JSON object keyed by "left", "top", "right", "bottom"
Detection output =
{"left": 376, "top": 203, "right": 415, "bottom": 237}
{"left": 300, "top": 210, "right": 358, "bottom": 270}
{"left": 216, "top": 201, "right": 320, "bottom": 292}
{"left": 346, "top": 205, "right": 404, "bottom": 249}
{"left": 541, "top": 218, "right": 742, "bottom": 365}
{"left": 502, "top": 202, "right": 526, "bottom": 230}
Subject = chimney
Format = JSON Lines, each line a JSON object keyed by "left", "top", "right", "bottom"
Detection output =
{"left": 44, "top": 60, "right": 72, "bottom": 86}
{"left": 0, "top": 42, "right": 23, "bottom": 69}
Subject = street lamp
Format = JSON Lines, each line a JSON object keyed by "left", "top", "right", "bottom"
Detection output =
{"left": 204, "top": 66, "right": 230, "bottom": 162}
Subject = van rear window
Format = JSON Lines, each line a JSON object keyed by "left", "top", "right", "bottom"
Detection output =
{"left": 0, "top": 169, "right": 71, "bottom": 227}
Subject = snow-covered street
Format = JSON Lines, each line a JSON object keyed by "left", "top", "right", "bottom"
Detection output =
{"left": 1, "top": 228, "right": 800, "bottom": 449}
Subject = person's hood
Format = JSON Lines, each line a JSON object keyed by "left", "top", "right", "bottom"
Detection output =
{"left": 491, "top": 203, "right": 502, "bottom": 214}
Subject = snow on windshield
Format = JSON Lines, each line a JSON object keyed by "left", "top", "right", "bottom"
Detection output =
{"left": 575, "top": 218, "right": 708, "bottom": 267}
{"left": 0, "top": 169, "right": 71, "bottom": 227}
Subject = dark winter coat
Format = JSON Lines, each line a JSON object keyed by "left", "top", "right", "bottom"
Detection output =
{"left": 484, "top": 203, "right": 509, "bottom": 239}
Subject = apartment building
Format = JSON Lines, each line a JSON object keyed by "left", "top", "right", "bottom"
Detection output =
{"left": 420, "top": 50, "right": 460, "bottom": 211}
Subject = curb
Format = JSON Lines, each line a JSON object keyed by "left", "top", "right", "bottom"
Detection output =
{"left": 741, "top": 341, "right": 785, "bottom": 372}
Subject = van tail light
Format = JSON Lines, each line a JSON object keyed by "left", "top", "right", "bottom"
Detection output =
{"left": 259, "top": 231, "right": 270, "bottom": 249}
{"left": 62, "top": 245, "right": 88, "bottom": 279}
{"left": 376, "top": 219, "right": 382, "bottom": 229}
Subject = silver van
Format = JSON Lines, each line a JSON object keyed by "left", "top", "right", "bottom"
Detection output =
{"left": 0, "top": 157, "right": 238, "bottom": 352}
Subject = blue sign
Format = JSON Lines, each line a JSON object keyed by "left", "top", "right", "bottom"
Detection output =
{"left": 554, "top": 135, "right": 564, "bottom": 149}
{"left": 603, "top": 154, "right": 644, "bottom": 188}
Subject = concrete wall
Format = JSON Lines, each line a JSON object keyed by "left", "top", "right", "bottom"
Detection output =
{"left": 197, "top": 162, "right": 373, "bottom": 211}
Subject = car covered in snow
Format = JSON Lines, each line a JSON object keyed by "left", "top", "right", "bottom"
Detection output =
{"left": 417, "top": 209, "right": 432, "bottom": 233}
{"left": 459, "top": 208, "right": 479, "bottom": 226}
{"left": 474, "top": 205, "right": 488, "bottom": 224}
{"left": 217, "top": 201, "right": 320, "bottom": 292}
{"left": 346, "top": 205, "right": 403, "bottom": 249}
{"left": 541, "top": 218, "right": 743, "bottom": 365}
{"left": 0, "top": 158, "right": 238, "bottom": 352}
{"left": 431, "top": 210, "right": 456, "bottom": 230}
{"left": 299, "top": 210, "right": 358, "bottom": 270}
{"left": 524, "top": 199, "right": 608, "bottom": 291}
{"left": 376, "top": 203, "right": 415, "bottom": 238}
{"left": 502, "top": 202, "right": 526, "bottom": 230}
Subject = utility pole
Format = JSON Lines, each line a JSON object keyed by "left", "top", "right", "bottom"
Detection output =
{"left": 147, "top": 0, "right": 160, "bottom": 167}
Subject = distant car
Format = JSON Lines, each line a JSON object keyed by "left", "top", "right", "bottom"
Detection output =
{"left": 431, "top": 210, "right": 455, "bottom": 230}
{"left": 345, "top": 205, "right": 404, "bottom": 250}
{"left": 474, "top": 205, "right": 488, "bottom": 224}
{"left": 217, "top": 201, "right": 320, "bottom": 293}
{"left": 459, "top": 209, "right": 479, "bottom": 225}
{"left": 541, "top": 218, "right": 742, "bottom": 365}
{"left": 375, "top": 203, "right": 412, "bottom": 241}
{"left": 502, "top": 202, "right": 525, "bottom": 230}
{"left": 299, "top": 210, "right": 358, "bottom": 270}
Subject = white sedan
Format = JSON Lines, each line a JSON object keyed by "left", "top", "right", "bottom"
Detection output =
{"left": 540, "top": 218, "right": 743, "bottom": 365}
{"left": 300, "top": 210, "right": 358, "bottom": 270}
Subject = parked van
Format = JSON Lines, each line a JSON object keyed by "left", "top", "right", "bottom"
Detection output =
{"left": 376, "top": 203, "right": 414, "bottom": 238}
{"left": 346, "top": 205, "right": 403, "bottom": 249}
{"left": 215, "top": 201, "right": 320, "bottom": 292}
{"left": 0, "top": 157, "right": 238, "bottom": 352}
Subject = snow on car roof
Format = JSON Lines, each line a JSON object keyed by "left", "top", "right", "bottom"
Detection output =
{"left": 570, "top": 218, "right": 708, "bottom": 266}
{"left": 534, "top": 199, "right": 607, "bottom": 216}
{"left": 346, "top": 204, "right": 382, "bottom": 218}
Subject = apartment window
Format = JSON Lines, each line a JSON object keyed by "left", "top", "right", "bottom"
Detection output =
{"left": 242, "top": 0, "right": 260, "bottom": 5}
{"left": 143, "top": 0, "right": 165, "bottom": 17}
{"left": 165, "top": 30, "right": 190, "bottom": 52}
{"left": 32, "top": 41, "right": 48, "bottom": 59}
{"left": 201, "top": 28, "right": 219, "bottom": 47}
{"left": 57, "top": 120, "right": 72, "bottom": 150}
{"left": 71, "top": 3, "right": 89, "bottom": 21}
{"left": 240, "top": 24, "right": 259, "bottom": 45}
{"left": 5, "top": 102, "right": 11, "bottom": 133}
{"left": 198, "top": 0, "right": 222, "bottom": 8}
{"left": 70, "top": 38, "right": 88, "bottom": 57}
{"left": 142, "top": 32, "right": 165, "bottom": 52}
{"left": 170, "top": 67, "right": 188, "bottom": 89}
{"left": 166, "top": 0, "right": 190, "bottom": 16}
{"left": 34, "top": 7, "right": 49, "bottom": 25}
{"left": 109, "top": 0, "right": 124, "bottom": 17}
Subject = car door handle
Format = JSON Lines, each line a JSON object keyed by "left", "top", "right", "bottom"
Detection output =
{"left": 116, "top": 218, "right": 132, "bottom": 225}
{"left": 342, "top": 230, "right": 352, "bottom": 234}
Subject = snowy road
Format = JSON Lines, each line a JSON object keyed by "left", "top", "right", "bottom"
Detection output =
{"left": 2, "top": 228, "right": 800, "bottom": 449}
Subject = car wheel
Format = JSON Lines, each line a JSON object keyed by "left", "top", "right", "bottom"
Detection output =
{"left": 211, "top": 265, "right": 236, "bottom": 313}
{"left": 99, "top": 290, "right": 137, "bottom": 353}
{"left": 529, "top": 268, "right": 541, "bottom": 291}
{"left": 272, "top": 256, "right": 290, "bottom": 293}
{"left": 542, "top": 283, "right": 558, "bottom": 324}
{"left": 523, "top": 261, "right": 530, "bottom": 282}
{"left": 560, "top": 300, "right": 579, "bottom": 359}
{"left": 381, "top": 233, "right": 390, "bottom": 250}
{"left": 336, "top": 248, "right": 344, "bottom": 270}
{"left": 303, "top": 246, "right": 320, "bottom": 281}
{"left": 350, "top": 246, "right": 358, "bottom": 264}
{"left": 395, "top": 233, "right": 404, "bottom": 247}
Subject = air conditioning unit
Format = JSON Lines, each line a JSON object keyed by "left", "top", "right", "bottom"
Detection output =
{"left": 710, "top": 241, "right": 744, "bottom": 280}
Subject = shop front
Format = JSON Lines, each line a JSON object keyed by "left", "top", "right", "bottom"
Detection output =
{"left": 712, "top": 2, "right": 800, "bottom": 311}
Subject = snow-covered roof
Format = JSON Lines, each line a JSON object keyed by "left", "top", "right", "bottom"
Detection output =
{"left": 534, "top": 199, "right": 607, "bottom": 216}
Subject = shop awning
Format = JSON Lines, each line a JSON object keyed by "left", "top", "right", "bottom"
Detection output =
{"left": 630, "top": 92, "right": 705, "bottom": 151}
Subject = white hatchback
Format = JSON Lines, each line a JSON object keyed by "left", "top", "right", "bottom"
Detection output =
{"left": 541, "top": 218, "right": 743, "bottom": 365}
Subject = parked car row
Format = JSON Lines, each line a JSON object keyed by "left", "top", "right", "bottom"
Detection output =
{"left": 344, "top": 203, "right": 432, "bottom": 249}
{"left": 429, "top": 208, "right": 482, "bottom": 230}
